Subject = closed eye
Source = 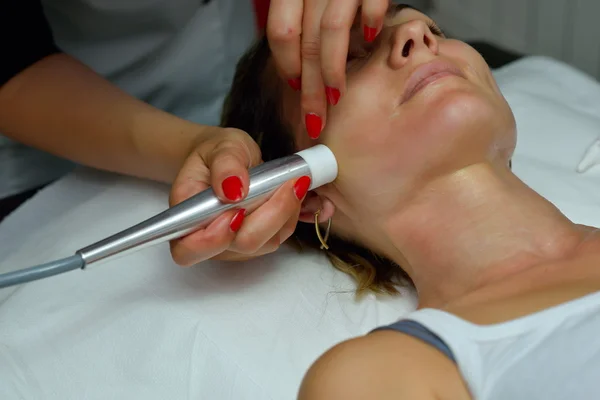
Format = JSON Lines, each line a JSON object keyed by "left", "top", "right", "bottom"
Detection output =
{"left": 347, "top": 47, "right": 370, "bottom": 62}
{"left": 428, "top": 21, "right": 446, "bottom": 37}
{"left": 346, "top": 38, "right": 374, "bottom": 66}
{"left": 388, "top": 4, "right": 446, "bottom": 38}
{"left": 346, "top": 45, "right": 374, "bottom": 70}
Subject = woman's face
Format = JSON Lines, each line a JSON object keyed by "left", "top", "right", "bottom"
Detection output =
{"left": 282, "top": 5, "right": 516, "bottom": 222}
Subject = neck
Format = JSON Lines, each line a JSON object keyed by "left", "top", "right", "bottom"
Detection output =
{"left": 377, "top": 163, "right": 587, "bottom": 308}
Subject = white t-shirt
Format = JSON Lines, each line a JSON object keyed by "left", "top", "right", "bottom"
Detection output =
{"left": 0, "top": 0, "right": 257, "bottom": 199}
{"left": 393, "top": 290, "right": 600, "bottom": 399}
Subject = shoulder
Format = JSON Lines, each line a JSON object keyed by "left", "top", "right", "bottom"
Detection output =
{"left": 297, "top": 330, "right": 470, "bottom": 400}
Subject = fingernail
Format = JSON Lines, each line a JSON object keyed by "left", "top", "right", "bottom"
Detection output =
{"left": 222, "top": 176, "right": 243, "bottom": 201}
{"left": 325, "top": 87, "right": 341, "bottom": 106}
{"left": 229, "top": 209, "right": 246, "bottom": 232}
{"left": 287, "top": 77, "right": 301, "bottom": 91}
{"left": 293, "top": 176, "right": 311, "bottom": 200}
{"left": 364, "top": 25, "right": 377, "bottom": 42}
{"left": 305, "top": 113, "right": 322, "bottom": 139}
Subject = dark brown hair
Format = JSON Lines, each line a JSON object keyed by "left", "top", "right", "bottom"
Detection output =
{"left": 220, "top": 36, "right": 413, "bottom": 295}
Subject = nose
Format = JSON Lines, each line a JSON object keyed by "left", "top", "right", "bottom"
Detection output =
{"left": 388, "top": 20, "right": 439, "bottom": 69}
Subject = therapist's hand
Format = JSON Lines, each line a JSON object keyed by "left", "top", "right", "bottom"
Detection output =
{"left": 267, "top": 0, "right": 390, "bottom": 139}
{"left": 168, "top": 127, "right": 309, "bottom": 265}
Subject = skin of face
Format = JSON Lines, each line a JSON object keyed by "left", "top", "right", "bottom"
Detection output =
{"left": 281, "top": 7, "right": 517, "bottom": 242}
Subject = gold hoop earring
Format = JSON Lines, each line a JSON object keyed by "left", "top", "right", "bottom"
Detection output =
{"left": 314, "top": 209, "right": 332, "bottom": 250}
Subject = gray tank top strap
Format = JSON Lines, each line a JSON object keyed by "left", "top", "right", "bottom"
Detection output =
{"left": 371, "top": 319, "right": 457, "bottom": 363}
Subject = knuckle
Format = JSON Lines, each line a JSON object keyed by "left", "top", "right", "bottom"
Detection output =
{"left": 301, "top": 94, "right": 326, "bottom": 114}
{"left": 279, "top": 227, "right": 296, "bottom": 244}
{"left": 257, "top": 235, "right": 281, "bottom": 255}
{"left": 321, "top": 62, "right": 343, "bottom": 82}
{"left": 215, "top": 133, "right": 244, "bottom": 152}
{"left": 217, "top": 132, "right": 261, "bottom": 167}
{"left": 223, "top": 127, "right": 249, "bottom": 138}
{"left": 215, "top": 148, "right": 243, "bottom": 167}
{"left": 278, "top": 191, "right": 299, "bottom": 213}
{"left": 264, "top": 238, "right": 280, "bottom": 254}
{"left": 169, "top": 241, "right": 192, "bottom": 267}
{"left": 267, "top": 23, "right": 300, "bottom": 44}
{"left": 168, "top": 185, "right": 187, "bottom": 207}
{"left": 282, "top": 216, "right": 300, "bottom": 239}
{"left": 320, "top": 13, "right": 348, "bottom": 32}
{"left": 269, "top": 187, "right": 297, "bottom": 216}
{"left": 278, "top": 217, "right": 300, "bottom": 244}
{"left": 214, "top": 146, "right": 247, "bottom": 168}
{"left": 195, "top": 133, "right": 220, "bottom": 154}
{"left": 244, "top": 137, "right": 262, "bottom": 166}
{"left": 301, "top": 39, "right": 321, "bottom": 60}
{"left": 234, "top": 233, "right": 263, "bottom": 255}
{"left": 202, "top": 228, "right": 229, "bottom": 250}
{"left": 300, "top": 82, "right": 326, "bottom": 103}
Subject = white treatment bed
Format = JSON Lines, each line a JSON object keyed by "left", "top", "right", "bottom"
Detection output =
{"left": 1, "top": 56, "right": 599, "bottom": 399}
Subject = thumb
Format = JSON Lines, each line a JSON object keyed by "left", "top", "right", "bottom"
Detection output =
{"left": 203, "top": 134, "right": 262, "bottom": 203}
{"left": 169, "top": 149, "right": 212, "bottom": 207}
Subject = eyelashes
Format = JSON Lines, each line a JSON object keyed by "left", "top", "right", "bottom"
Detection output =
{"left": 346, "top": 45, "right": 372, "bottom": 64}
{"left": 427, "top": 22, "right": 445, "bottom": 37}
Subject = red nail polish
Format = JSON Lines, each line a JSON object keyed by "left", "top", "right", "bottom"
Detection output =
{"left": 325, "top": 87, "right": 341, "bottom": 106}
{"left": 364, "top": 25, "right": 377, "bottom": 42}
{"left": 287, "top": 77, "right": 301, "bottom": 91}
{"left": 293, "top": 176, "right": 311, "bottom": 200}
{"left": 305, "top": 113, "right": 322, "bottom": 139}
{"left": 222, "top": 176, "right": 243, "bottom": 201}
{"left": 229, "top": 209, "right": 246, "bottom": 232}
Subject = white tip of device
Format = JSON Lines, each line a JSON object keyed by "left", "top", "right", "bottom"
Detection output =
{"left": 295, "top": 145, "right": 338, "bottom": 190}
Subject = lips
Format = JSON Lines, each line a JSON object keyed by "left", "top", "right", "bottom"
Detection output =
{"left": 401, "top": 60, "right": 465, "bottom": 104}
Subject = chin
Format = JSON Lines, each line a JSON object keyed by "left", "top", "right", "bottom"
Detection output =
{"left": 431, "top": 85, "right": 510, "bottom": 135}
{"left": 412, "top": 87, "right": 515, "bottom": 173}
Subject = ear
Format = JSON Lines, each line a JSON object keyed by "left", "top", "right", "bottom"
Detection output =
{"left": 298, "top": 191, "right": 336, "bottom": 224}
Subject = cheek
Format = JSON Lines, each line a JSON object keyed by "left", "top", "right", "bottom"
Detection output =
{"left": 400, "top": 85, "right": 515, "bottom": 174}
{"left": 335, "top": 88, "right": 512, "bottom": 202}
{"left": 447, "top": 41, "right": 502, "bottom": 96}
{"left": 322, "top": 71, "right": 398, "bottom": 168}
{"left": 319, "top": 73, "right": 411, "bottom": 211}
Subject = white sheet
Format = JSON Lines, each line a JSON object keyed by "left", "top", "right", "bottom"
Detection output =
{"left": 1, "top": 56, "right": 599, "bottom": 399}
{"left": 493, "top": 56, "right": 600, "bottom": 227}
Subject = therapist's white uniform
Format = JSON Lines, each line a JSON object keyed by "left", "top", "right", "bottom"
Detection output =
{"left": 0, "top": 0, "right": 258, "bottom": 199}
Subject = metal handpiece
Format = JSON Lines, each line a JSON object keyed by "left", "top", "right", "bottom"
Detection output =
{"left": 77, "top": 155, "right": 310, "bottom": 267}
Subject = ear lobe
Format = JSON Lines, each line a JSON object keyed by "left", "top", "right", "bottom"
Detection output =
{"left": 298, "top": 192, "right": 336, "bottom": 223}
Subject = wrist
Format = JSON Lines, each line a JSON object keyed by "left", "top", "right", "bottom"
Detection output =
{"left": 130, "top": 109, "right": 214, "bottom": 184}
